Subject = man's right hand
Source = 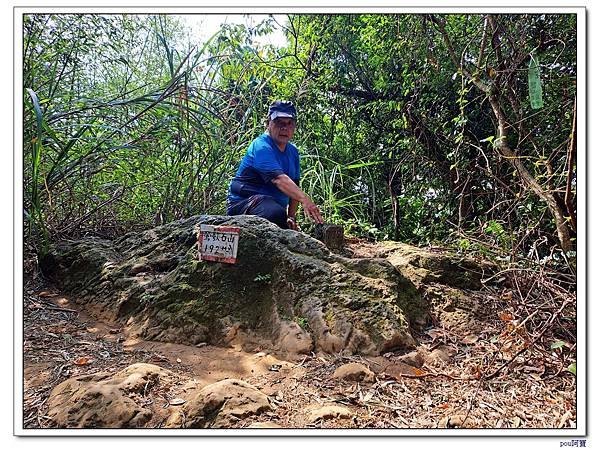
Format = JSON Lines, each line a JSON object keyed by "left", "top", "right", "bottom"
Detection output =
{"left": 302, "top": 198, "right": 324, "bottom": 224}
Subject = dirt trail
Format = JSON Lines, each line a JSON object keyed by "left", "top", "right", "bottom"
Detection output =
{"left": 26, "top": 289, "right": 296, "bottom": 383}
{"left": 22, "top": 241, "right": 577, "bottom": 429}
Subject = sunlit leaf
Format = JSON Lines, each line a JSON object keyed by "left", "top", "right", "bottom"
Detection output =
{"left": 461, "top": 334, "right": 479, "bottom": 344}
{"left": 528, "top": 54, "right": 544, "bottom": 109}
{"left": 74, "top": 356, "right": 92, "bottom": 365}
{"left": 411, "top": 367, "right": 428, "bottom": 376}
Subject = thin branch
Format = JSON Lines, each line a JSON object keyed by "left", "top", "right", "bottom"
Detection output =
{"left": 564, "top": 97, "right": 577, "bottom": 230}
{"left": 477, "top": 16, "right": 489, "bottom": 69}
{"left": 484, "top": 295, "right": 574, "bottom": 380}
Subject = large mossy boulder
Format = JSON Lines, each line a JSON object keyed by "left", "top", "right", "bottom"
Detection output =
{"left": 40, "top": 216, "right": 434, "bottom": 355}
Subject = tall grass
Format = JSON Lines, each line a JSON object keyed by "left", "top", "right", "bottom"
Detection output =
{"left": 23, "top": 14, "right": 278, "bottom": 249}
{"left": 301, "top": 154, "right": 381, "bottom": 233}
{"left": 25, "top": 88, "right": 49, "bottom": 253}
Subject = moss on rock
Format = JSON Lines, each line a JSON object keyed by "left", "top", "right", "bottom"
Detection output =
{"left": 40, "top": 215, "right": 491, "bottom": 355}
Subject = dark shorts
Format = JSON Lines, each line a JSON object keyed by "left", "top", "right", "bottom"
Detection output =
{"left": 227, "top": 195, "right": 288, "bottom": 229}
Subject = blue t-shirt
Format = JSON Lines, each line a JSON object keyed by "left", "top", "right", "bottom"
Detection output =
{"left": 227, "top": 133, "right": 301, "bottom": 208}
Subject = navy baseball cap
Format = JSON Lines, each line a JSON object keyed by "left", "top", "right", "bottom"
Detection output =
{"left": 268, "top": 100, "right": 297, "bottom": 120}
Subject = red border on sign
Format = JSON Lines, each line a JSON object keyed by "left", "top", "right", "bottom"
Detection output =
{"left": 214, "top": 226, "right": 240, "bottom": 233}
{"left": 201, "top": 255, "right": 237, "bottom": 264}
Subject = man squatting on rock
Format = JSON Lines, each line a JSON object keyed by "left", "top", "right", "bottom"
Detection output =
{"left": 227, "top": 100, "right": 324, "bottom": 229}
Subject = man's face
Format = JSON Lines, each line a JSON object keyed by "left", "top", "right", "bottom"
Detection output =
{"left": 268, "top": 117, "right": 296, "bottom": 149}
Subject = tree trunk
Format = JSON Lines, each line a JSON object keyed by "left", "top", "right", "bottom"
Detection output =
{"left": 488, "top": 93, "right": 573, "bottom": 253}
{"left": 428, "top": 14, "right": 574, "bottom": 254}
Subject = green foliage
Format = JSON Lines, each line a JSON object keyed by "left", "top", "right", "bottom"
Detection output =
{"left": 457, "top": 239, "right": 471, "bottom": 252}
{"left": 24, "top": 88, "right": 49, "bottom": 253}
{"left": 300, "top": 155, "right": 373, "bottom": 230}
{"left": 484, "top": 220, "right": 505, "bottom": 237}
{"left": 294, "top": 316, "right": 309, "bottom": 330}
{"left": 253, "top": 274, "right": 272, "bottom": 283}
{"left": 22, "top": 12, "right": 577, "bottom": 267}
{"left": 23, "top": 14, "right": 278, "bottom": 248}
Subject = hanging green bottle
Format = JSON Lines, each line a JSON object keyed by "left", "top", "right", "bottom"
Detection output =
{"left": 528, "top": 54, "right": 543, "bottom": 109}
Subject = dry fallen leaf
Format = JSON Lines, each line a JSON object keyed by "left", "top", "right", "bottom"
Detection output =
{"left": 169, "top": 398, "right": 186, "bottom": 406}
{"left": 360, "top": 391, "right": 373, "bottom": 403}
{"left": 461, "top": 334, "right": 479, "bottom": 345}
{"left": 74, "top": 356, "right": 92, "bottom": 365}
{"left": 558, "top": 411, "right": 572, "bottom": 428}
{"left": 38, "top": 291, "right": 57, "bottom": 298}
{"left": 426, "top": 328, "right": 445, "bottom": 339}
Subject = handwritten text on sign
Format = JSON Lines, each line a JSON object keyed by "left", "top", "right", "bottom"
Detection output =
{"left": 198, "top": 224, "right": 240, "bottom": 264}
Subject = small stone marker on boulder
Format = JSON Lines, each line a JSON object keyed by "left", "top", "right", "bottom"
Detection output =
{"left": 314, "top": 223, "right": 344, "bottom": 251}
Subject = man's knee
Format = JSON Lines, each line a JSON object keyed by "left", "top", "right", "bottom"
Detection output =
{"left": 228, "top": 195, "right": 288, "bottom": 228}
{"left": 255, "top": 198, "right": 287, "bottom": 228}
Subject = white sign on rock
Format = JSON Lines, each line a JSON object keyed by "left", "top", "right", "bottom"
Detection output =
{"left": 197, "top": 224, "right": 240, "bottom": 264}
